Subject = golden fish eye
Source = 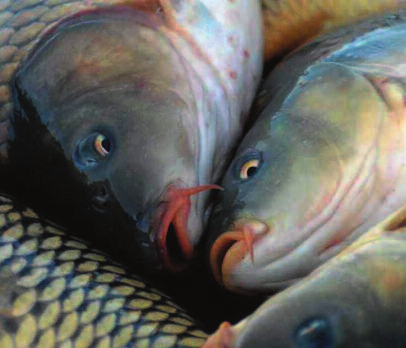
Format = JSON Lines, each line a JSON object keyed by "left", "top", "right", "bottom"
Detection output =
{"left": 94, "top": 134, "right": 111, "bottom": 156}
{"left": 240, "top": 159, "right": 260, "bottom": 180}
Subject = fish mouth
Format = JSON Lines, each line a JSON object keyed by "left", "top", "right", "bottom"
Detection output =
{"left": 209, "top": 219, "right": 269, "bottom": 292}
{"left": 152, "top": 182, "right": 223, "bottom": 272}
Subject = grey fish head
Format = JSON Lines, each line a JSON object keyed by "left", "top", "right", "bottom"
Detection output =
{"left": 6, "top": 8, "right": 218, "bottom": 274}
{"left": 206, "top": 37, "right": 403, "bottom": 294}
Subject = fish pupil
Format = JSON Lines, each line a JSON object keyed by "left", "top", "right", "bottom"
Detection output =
{"left": 101, "top": 138, "right": 111, "bottom": 153}
{"left": 246, "top": 166, "right": 258, "bottom": 178}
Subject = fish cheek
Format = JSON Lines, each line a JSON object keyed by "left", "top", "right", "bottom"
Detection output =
{"left": 6, "top": 89, "right": 161, "bottom": 272}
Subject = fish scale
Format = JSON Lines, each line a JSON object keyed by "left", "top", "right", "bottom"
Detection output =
{"left": 0, "top": 193, "right": 207, "bottom": 347}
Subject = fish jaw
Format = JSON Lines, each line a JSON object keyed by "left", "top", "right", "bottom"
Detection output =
{"left": 150, "top": 182, "right": 223, "bottom": 271}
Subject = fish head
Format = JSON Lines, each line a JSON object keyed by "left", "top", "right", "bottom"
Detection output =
{"left": 207, "top": 60, "right": 391, "bottom": 293}
{"left": 8, "top": 7, "right": 222, "bottom": 273}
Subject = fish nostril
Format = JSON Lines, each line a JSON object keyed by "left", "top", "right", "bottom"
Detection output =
{"left": 238, "top": 220, "right": 270, "bottom": 236}
{"left": 91, "top": 183, "right": 110, "bottom": 213}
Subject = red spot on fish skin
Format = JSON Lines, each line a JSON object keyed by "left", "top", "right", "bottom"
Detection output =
{"left": 135, "top": 79, "right": 148, "bottom": 90}
{"left": 229, "top": 71, "right": 237, "bottom": 80}
{"left": 242, "top": 49, "right": 250, "bottom": 58}
{"left": 227, "top": 35, "right": 236, "bottom": 46}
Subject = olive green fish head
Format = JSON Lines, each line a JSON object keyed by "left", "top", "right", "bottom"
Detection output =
{"left": 207, "top": 34, "right": 406, "bottom": 294}
{"left": 7, "top": 0, "right": 262, "bottom": 274}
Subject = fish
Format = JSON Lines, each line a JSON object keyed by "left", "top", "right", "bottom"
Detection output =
{"left": 0, "top": 191, "right": 208, "bottom": 347}
{"left": 203, "top": 205, "right": 406, "bottom": 348}
{"left": 0, "top": 0, "right": 160, "bottom": 161}
{"left": 206, "top": 9, "right": 406, "bottom": 294}
{"left": 0, "top": 1, "right": 263, "bottom": 273}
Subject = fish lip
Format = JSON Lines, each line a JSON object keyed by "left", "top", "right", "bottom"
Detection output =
{"left": 209, "top": 219, "right": 269, "bottom": 292}
{"left": 150, "top": 181, "right": 223, "bottom": 272}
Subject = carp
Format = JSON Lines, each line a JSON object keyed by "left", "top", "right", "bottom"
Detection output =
{"left": 204, "top": 7, "right": 406, "bottom": 348}
{"left": 207, "top": 10, "right": 406, "bottom": 294}
{"left": 0, "top": 0, "right": 262, "bottom": 273}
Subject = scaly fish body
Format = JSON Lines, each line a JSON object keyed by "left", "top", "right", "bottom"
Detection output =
{"left": 0, "top": 1, "right": 262, "bottom": 273}
{"left": 0, "top": 192, "right": 207, "bottom": 347}
{"left": 207, "top": 10, "right": 406, "bottom": 294}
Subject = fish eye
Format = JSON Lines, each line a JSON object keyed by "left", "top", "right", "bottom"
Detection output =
{"left": 234, "top": 150, "right": 262, "bottom": 181}
{"left": 74, "top": 132, "right": 113, "bottom": 168}
{"left": 293, "top": 317, "right": 333, "bottom": 348}
{"left": 94, "top": 134, "right": 111, "bottom": 156}
{"left": 240, "top": 159, "right": 260, "bottom": 179}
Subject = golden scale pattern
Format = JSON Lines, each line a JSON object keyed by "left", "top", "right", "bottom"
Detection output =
{"left": 0, "top": 193, "right": 207, "bottom": 347}
{"left": 0, "top": 0, "right": 136, "bottom": 156}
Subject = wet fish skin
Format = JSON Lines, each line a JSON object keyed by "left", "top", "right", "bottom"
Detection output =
{"left": 0, "top": 0, "right": 158, "bottom": 159}
{"left": 207, "top": 10, "right": 406, "bottom": 294}
{"left": 204, "top": 206, "right": 406, "bottom": 348}
{"left": 2, "top": 0, "right": 262, "bottom": 273}
{"left": 0, "top": 191, "right": 207, "bottom": 347}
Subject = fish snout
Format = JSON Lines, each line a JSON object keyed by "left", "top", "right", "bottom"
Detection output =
{"left": 209, "top": 219, "right": 270, "bottom": 293}
{"left": 149, "top": 181, "right": 223, "bottom": 272}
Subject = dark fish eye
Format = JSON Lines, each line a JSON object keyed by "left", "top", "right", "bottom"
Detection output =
{"left": 74, "top": 132, "right": 113, "bottom": 168}
{"left": 234, "top": 150, "right": 262, "bottom": 181}
{"left": 293, "top": 318, "right": 333, "bottom": 348}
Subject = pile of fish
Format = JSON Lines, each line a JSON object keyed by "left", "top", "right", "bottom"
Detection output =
{"left": 2, "top": 0, "right": 406, "bottom": 347}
